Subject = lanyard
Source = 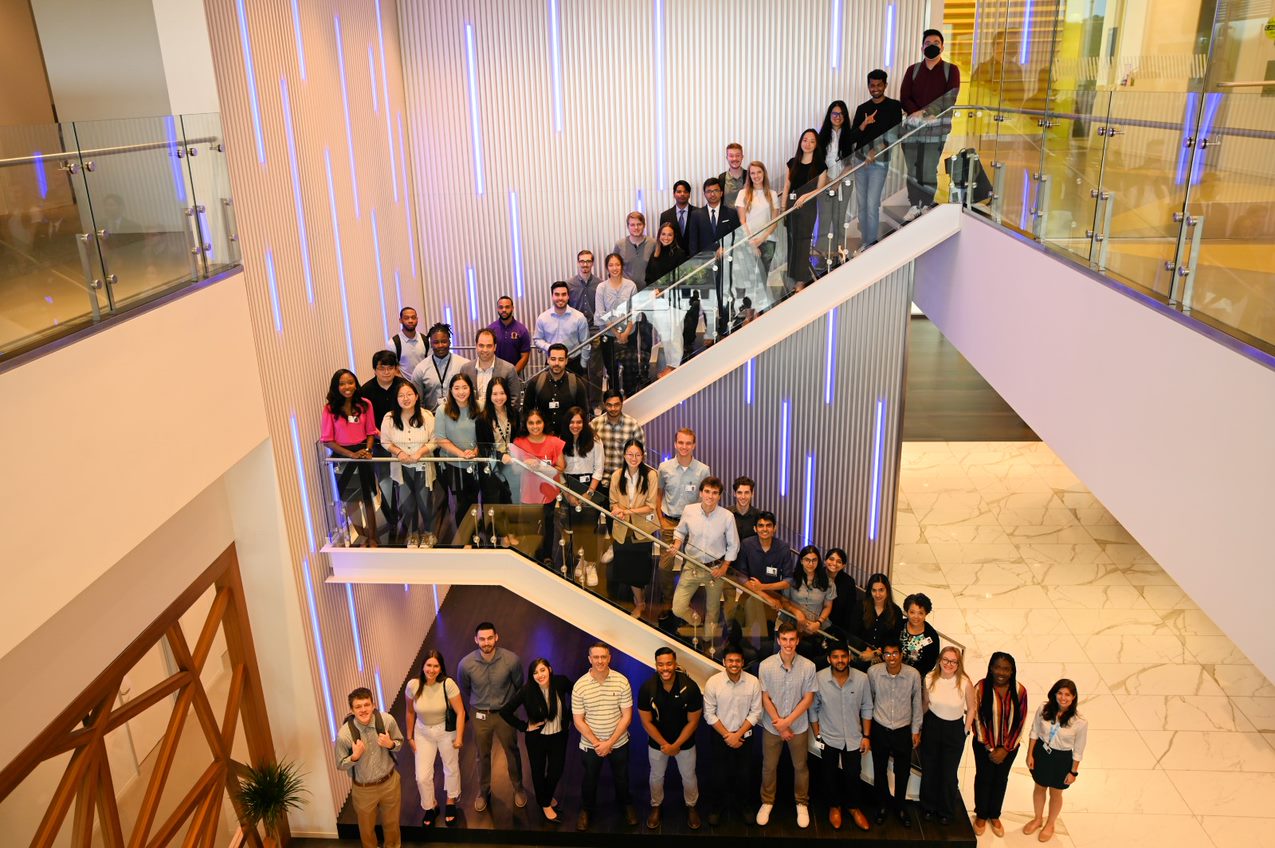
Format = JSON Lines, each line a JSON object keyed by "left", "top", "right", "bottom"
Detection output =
{"left": 432, "top": 355, "right": 451, "bottom": 390}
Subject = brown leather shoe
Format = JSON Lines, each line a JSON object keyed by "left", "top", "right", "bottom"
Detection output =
{"left": 576, "top": 810, "right": 589, "bottom": 831}
{"left": 646, "top": 806, "right": 661, "bottom": 829}
{"left": 624, "top": 805, "right": 639, "bottom": 827}
{"left": 850, "top": 808, "right": 871, "bottom": 831}
{"left": 686, "top": 805, "right": 701, "bottom": 830}
{"left": 829, "top": 806, "right": 843, "bottom": 829}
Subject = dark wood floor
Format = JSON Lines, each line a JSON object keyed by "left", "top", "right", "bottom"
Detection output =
{"left": 903, "top": 317, "right": 1038, "bottom": 442}
{"left": 335, "top": 585, "right": 974, "bottom": 847}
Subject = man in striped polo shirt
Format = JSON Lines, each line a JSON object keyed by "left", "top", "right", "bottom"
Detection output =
{"left": 572, "top": 642, "right": 638, "bottom": 831}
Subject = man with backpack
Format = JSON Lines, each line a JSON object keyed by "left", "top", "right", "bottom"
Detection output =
{"left": 336, "top": 687, "right": 405, "bottom": 848}
{"left": 522, "top": 344, "right": 588, "bottom": 435}
{"left": 900, "top": 29, "right": 962, "bottom": 221}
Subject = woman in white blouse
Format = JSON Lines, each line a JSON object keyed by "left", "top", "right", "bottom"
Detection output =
{"left": 1024, "top": 679, "right": 1087, "bottom": 842}
{"left": 405, "top": 650, "right": 465, "bottom": 827}
{"left": 735, "top": 160, "right": 781, "bottom": 312}
{"left": 919, "top": 645, "right": 976, "bottom": 825}
{"left": 559, "top": 407, "right": 605, "bottom": 587}
{"left": 380, "top": 379, "right": 436, "bottom": 547}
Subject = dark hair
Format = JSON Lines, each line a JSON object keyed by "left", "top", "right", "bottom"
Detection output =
{"left": 389, "top": 378, "right": 425, "bottom": 431}
{"left": 654, "top": 646, "right": 675, "bottom": 662}
{"left": 819, "top": 100, "right": 852, "bottom": 151}
{"left": 326, "top": 369, "right": 361, "bottom": 417}
{"left": 702, "top": 176, "right": 723, "bottom": 192}
{"left": 348, "top": 687, "right": 374, "bottom": 708}
{"left": 792, "top": 545, "right": 829, "bottom": 591}
{"left": 862, "top": 572, "right": 900, "bottom": 632}
{"left": 414, "top": 649, "right": 449, "bottom": 694}
{"left": 475, "top": 621, "right": 496, "bottom": 635}
{"left": 604, "top": 251, "right": 624, "bottom": 272}
{"left": 652, "top": 221, "right": 678, "bottom": 258}
{"left": 561, "top": 406, "right": 596, "bottom": 455}
{"left": 604, "top": 387, "right": 625, "bottom": 403}
{"left": 427, "top": 322, "right": 452, "bottom": 339}
{"left": 527, "top": 657, "right": 559, "bottom": 721}
{"left": 442, "top": 373, "right": 478, "bottom": 421}
{"left": 699, "top": 475, "right": 723, "bottom": 493}
{"left": 776, "top": 620, "right": 798, "bottom": 637}
{"left": 903, "top": 592, "right": 933, "bottom": 614}
{"left": 978, "top": 652, "right": 1022, "bottom": 733}
{"left": 672, "top": 179, "right": 691, "bottom": 193}
{"left": 399, "top": 306, "right": 417, "bottom": 318}
{"left": 588, "top": 641, "right": 612, "bottom": 655}
{"left": 721, "top": 644, "right": 746, "bottom": 660}
{"left": 755, "top": 510, "right": 776, "bottom": 526}
{"left": 867, "top": 68, "right": 888, "bottom": 83}
{"left": 1042, "top": 679, "right": 1080, "bottom": 726}
{"left": 923, "top": 28, "right": 944, "bottom": 44}
{"left": 474, "top": 327, "right": 496, "bottom": 344}
{"left": 371, "top": 349, "right": 399, "bottom": 369}
{"left": 497, "top": 294, "right": 514, "bottom": 304}
{"left": 616, "top": 438, "right": 652, "bottom": 496}
{"left": 881, "top": 636, "right": 903, "bottom": 653}
{"left": 547, "top": 342, "right": 569, "bottom": 357}
{"left": 551, "top": 280, "right": 569, "bottom": 294}
{"left": 825, "top": 546, "right": 848, "bottom": 565}
{"left": 826, "top": 641, "right": 850, "bottom": 656}
{"left": 520, "top": 406, "right": 548, "bottom": 439}
{"left": 791, "top": 128, "right": 824, "bottom": 173}
{"left": 481, "top": 376, "right": 521, "bottom": 434}
{"left": 733, "top": 476, "right": 755, "bottom": 491}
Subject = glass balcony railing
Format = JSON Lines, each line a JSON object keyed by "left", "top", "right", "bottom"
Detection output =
{"left": 0, "top": 112, "right": 239, "bottom": 362}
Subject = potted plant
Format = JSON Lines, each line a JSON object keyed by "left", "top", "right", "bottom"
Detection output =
{"left": 232, "top": 759, "right": 308, "bottom": 846}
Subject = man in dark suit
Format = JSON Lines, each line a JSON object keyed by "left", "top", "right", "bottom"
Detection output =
{"left": 658, "top": 179, "right": 697, "bottom": 253}
{"left": 686, "top": 177, "right": 741, "bottom": 341}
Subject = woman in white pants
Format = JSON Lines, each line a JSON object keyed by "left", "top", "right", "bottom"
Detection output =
{"left": 406, "top": 650, "right": 466, "bottom": 826}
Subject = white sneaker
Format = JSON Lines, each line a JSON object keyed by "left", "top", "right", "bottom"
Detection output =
{"left": 585, "top": 561, "right": 599, "bottom": 587}
{"left": 903, "top": 204, "right": 923, "bottom": 222}
{"left": 796, "top": 804, "right": 810, "bottom": 829}
{"left": 756, "top": 803, "right": 773, "bottom": 826}
{"left": 601, "top": 545, "right": 615, "bottom": 564}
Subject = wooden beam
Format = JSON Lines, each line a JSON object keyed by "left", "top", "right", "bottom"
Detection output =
{"left": 69, "top": 743, "right": 99, "bottom": 848}
{"left": 220, "top": 664, "right": 246, "bottom": 753}
{"left": 191, "top": 587, "right": 231, "bottom": 672}
{"left": 94, "top": 748, "right": 125, "bottom": 848}
{"left": 50, "top": 672, "right": 191, "bottom": 757}
{"left": 32, "top": 689, "right": 116, "bottom": 848}
{"left": 166, "top": 627, "right": 231, "bottom": 764}
{"left": 183, "top": 783, "right": 219, "bottom": 848}
{"left": 126, "top": 678, "right": 201, "bottom": 848}
{"left": 142, "top": 761, "right": 223, "bottom": 848}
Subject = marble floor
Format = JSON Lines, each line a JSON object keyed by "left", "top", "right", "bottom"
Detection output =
{"left": 893, "top": 441, "right": 1275, "bottom": 848}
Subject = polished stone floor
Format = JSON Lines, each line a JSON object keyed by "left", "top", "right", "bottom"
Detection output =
{"left": 892, "top": 441, "right": 1275, "bottom": 848}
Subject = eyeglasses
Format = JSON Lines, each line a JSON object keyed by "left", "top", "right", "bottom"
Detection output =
{"left": 940, "top": 658, "right": 958, "bottom": 665}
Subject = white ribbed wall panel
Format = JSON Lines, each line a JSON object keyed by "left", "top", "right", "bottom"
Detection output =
{"left": 202, "top": 0, "right": 439, "bottom": 812}
{"left": 643, "top": 266, "right": 914, "bottom": 584}
{"left": 398, "top": 0, "right": 930, "bottom": 343}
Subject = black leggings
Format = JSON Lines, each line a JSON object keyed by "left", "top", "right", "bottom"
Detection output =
{"left": 525, "top": 731, "right": 568, "bottom": 808}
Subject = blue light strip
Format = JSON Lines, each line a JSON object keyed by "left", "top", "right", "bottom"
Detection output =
{"left": 745, "top": 358, "right": 755, "bottom": 404}
{"left": 868, "top": 398, "right": 886, "bottom": 541}
{"left": 780, "top": 400, "right": 791, "bottom": 496}
{"left": 548, "top": 0, "right": 564, "bottom": 132}
{"left": 324, "top": 149, "right": 357, "bottom": 372}
{"left": 371, "top": 210, "right": 390, "bottom": 343}
{"left": 464, "top": 23, "right": 486, "bottom": 195}
{"left": 636, "top": 189, "right": 645, "bottom": 216}
{"left": 288, "top": 414, "right": 317, "bottom": 550}
{"left": 368, "top": 46, "right": 379, "bottom": 112}
{"left": 302, "top": 558, "right": 339, "bottom": 738}
{"left": 163, "top": 117, "right": 188, "bottom": 204}
{"left": 334, "top": 15, "right": 361, "bottom": 218}
{"left": 653, "top": 0, "right": 667, "bottom": 189}
{"left": 290, "top": 0, "right": 306, "bottom": 80}
{"left": 33, "top": 152, "right": 47, "bottom": 199}
{"left": 1019, "top": 168, "right": 1031, "bottom": 230}
{"left": 467, "top": 266, "right": 479, "bottom": 321}
{"left": 394, "top": 269, "right": 404, "bottom": 312}
{"left": 1174, "top": 95, "right": 1199, "bottom": 186}
{"left": 444, "top": 305, "right": 454, "bottom": 328}
{"left": 397, "top": 113, "right": 417, "bottom": 275}
{"left": 279, "top": 79, "right": 315, "bottom": 303}
{"left": 1191, "top": 93, "right": 1221, "bottom": 186}
{"left": 802, "top": 454, "right": 815, "bottom": 545}
{"left": 829, "top": 0, "right": 842, "bottom": 69}
{"left": 1019, "top": 0, "right": 1034, "bottom": 65}
{"left": 345, "top": 583, "right": 364, "bottom": 672}
{"left": 432, "top": 585, "right": 440, "bottom": 616}
{"left": 375, "top": 0, "right": 398, "bottom": 203}
{"left": 374, "top": 667, "right": 386, "bottom": 709}
{"left": 265, "top": 249, "right": 283, "bottom": 333}
{"left": 509, "top": 192, "right": 526, "bottom": 297}
{"left": 824, "top": 307, "right": 837, "bottom": 404}
{"left": 885, "top": 3, "right": 896, "bottom": 68}
{"left": 234, "top": 0, "right": 266, "bottom": 164}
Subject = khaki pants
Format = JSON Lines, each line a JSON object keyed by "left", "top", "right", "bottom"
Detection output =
{"left": 760, "top": 728, "right": 810, "bottom": 805}
{"left": 351, "top": 770, "right": 401, "bottom": 848}
{"left": 473, "top": 712, "right": 524, "bottom": 797}
{"left": 655, "top": 520, "right": 679, "bottom": 610}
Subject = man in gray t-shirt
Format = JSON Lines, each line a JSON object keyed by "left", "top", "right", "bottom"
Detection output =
{"left": 458, "top": 621, "right": 527, "bottom": 810}
{"left": 336, "top": 687, "right": 405, "bottom": 848}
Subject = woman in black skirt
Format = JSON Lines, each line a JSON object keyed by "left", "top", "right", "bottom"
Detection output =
{"left": 607, "top": 438, "right": 660, "bottom": 618}
{"left": 1024, "top": 679, "right": 1088, "bottom": 842}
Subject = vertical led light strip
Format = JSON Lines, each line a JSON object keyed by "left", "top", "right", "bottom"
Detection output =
{"left": 548, "top": 0, "right": 564, "bottom": 132}
{"left": 265, "top": 249, "right": 283, "bottom": 333}
{"left": 279, "top": 79, "right": 314, "bottom": 303}
{"left": 289, "top": 0, "right": 306, "bottom": 80}
{"left": 371, "top": 210, "right": 390, "bottom": 343}
{"left": 636, "top": 189, "right": 645, "bottom": 216}
{"left": 289, "top": 413, "right": 318, "bottom": 550}
{"left": 1191, "top": 93, "right": 1221, "bottom": 186}
{"left": 653, "top": 0, "right": 667, "bottom": 189}
{"left": 884, "top": 3, "right": 896, "bottom": 68}
{"left": 375, "top": 0, "right": 398, "bottom": 203}
{"left": 394, "top": 270, "right": 404, "bottom": 312}
{"left": 32, "top": 154, "right": 47, "bottom": 199}
{"left": 397, "top": 113, "right": 416, "bottom": 274}
{"left": 324, "top": 149, "right": 357, "bottom": 372}
{"left": 333, "top": 15, "right": 361, "bottom": 218}
{"left": 868, "top": 398, "right": 886, "bottom": 541}
{"left": 829, "top": 0, "right": 842, "bottom": 70}
{"left": 444, "top": 306, "right": 454, "bottom": 328}
{"left": 779, "top": 400, "right": 791, "bottom": 496}
{"left": 163, "top": 117, "right": 188, "bottom": 204}
{"left": 823, "top": 307, "right": 837, "bottom": 404}
{"left": 744, "top": 358, "right": 755, "bottom": 404}
{"left": 234, "top": 0, "right": 266, "bottom": 164}
{"left": 367, "top": 46, "right": 379, "bottom": 112}
{"left": 374, "top": 667, "right": 386, "bottom": 710}
{"left": 1019, "top": 169, "right": 1031, "bottom": 230}
{"left": 466, "top": 266, "right": 479, "bottom": 321}
{"left": 509, "top": 192, "right": 526, "bottom": 297}
{"left": 464, "top": 24, "right": 486, "bottom": 195}
{"left": 1019, "top": 0, "right": 1034, "bottom": 65}
{"left": 345, "top": 584, "right": 364, "bottom": 672}
{"left": 802, "top": 454, "right": 815, "bottom": 545}
{"left": 1175, "top": 95, "right": 1199, "bottom": 186}
{"left": 432, "top": 585, "right": 440, "bottom": 616}
{"left": 301, "top": 558, "right": 338, "bottom": 738}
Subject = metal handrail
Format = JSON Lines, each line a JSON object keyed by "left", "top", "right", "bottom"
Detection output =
{"left": 0, "top": 136, "right": 220, "bottom": 169}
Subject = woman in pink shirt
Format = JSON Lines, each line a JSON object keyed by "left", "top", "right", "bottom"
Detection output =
{"left": 322, "top": 369, "right": 380, "bottom": 546}
{"left": 507, "top": 408, "right": 565, "bottom": 566}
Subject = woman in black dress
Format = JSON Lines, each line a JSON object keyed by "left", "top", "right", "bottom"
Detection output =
{"left": 782, "top": 128, "right": 829, "bottom": 289}
{"left": 499, "top": 657, "right": 572, "bottom": 822}
{"left": 607, "top": 438, "right": 660, "bottom": 617}
{"left": 851, "top": 571, "right": 903, "bottom": 667}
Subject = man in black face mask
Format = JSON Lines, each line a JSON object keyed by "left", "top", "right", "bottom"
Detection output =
{"left": 899, "top": 29, "right": 961, "bottom": 221}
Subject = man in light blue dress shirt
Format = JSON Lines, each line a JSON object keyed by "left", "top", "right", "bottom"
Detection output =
{"left": 656, "top": 427, "right": 711, "bottom": 613}
{"left": 669, "top": 476, "right": 740, "bottom": 639}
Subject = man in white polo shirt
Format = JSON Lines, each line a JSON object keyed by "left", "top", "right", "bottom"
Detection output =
{"left": 572, "top": 642, "right": 638, "bottom": 831}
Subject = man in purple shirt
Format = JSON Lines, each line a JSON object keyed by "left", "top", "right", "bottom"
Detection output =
{"left": 488, "top": 295, "right": 531, "bottom": 374}
{"left": 899, "top": 29, "right": 961, "bottom": 221}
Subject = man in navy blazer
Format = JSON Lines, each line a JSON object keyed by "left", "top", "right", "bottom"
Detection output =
{"left": 658, "top": 179, "right": 698, "bottom": 253}
{"left": 685, "top": 177, "right": 741, "bottom": 341}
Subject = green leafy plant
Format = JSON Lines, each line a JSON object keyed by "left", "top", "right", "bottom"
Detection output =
{"left": 233, "top": 759, "right": 308, "bottom": 837}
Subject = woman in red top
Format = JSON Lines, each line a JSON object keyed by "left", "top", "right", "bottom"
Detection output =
{"left": 507, "top": 407, "right": 565, "bottom": 565}
{"left": 971, "top": 651, "right": 1028, "bottom": 837}
{"left": 321, "top": 369, "right": 380, "bottom": 546}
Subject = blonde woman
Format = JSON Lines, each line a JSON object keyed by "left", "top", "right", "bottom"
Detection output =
{"left": 735, "top": 161, "right": 781, "bottom": 311}
{"left": 918, "top": 646, "right": 976, "bottom": 826}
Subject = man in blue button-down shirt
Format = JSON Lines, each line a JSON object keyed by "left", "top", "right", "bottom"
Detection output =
{"left": 812, "top": 642, "right": 874, "bottom": 831}
{"left": 867, "top": 637, "right": 924, "bottom": 828}
{"left": 670, "top": 476, "right": 739, "bottom": 639}
{"left": 656, "top": 428, "right": 711, "bottom": 612}
{"left": 533, "top": 281, "right": 592, "bottom": 371}
{"left": 756, "top": 622, "right": 817, "bottom": 829}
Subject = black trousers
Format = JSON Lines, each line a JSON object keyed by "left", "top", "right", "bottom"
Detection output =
{"left": 580, "top": 743, "right": 631, "bottom": 812}
{"left": 709, "top": 730, "right": 754, "bottom": 813}
{"left": 971, "top": 741, "right": 1019, "bottom": 820}
{"left": 525, "top": 731, "right": 568, "bottom": 808}
{"left": 820, "top": 743, "right": 865, "bottom": 810}
{"left": 919, "top": 712, "right": 966, "bottom": 817}
{"left": 870, "top": 723, "right": 913, "bottom": 811}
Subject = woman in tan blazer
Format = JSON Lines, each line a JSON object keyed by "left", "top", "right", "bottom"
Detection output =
{"left": 607, "top": 438, "right": 660, "bottom": 618}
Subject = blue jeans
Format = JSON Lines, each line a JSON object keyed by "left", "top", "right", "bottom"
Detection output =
{"left": 856, "top": 160, "right": 888, "bottom": 248}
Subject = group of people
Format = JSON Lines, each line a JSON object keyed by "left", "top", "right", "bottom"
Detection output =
{"left": 337, "top": 622, "right": 1088, "bottom": 847}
